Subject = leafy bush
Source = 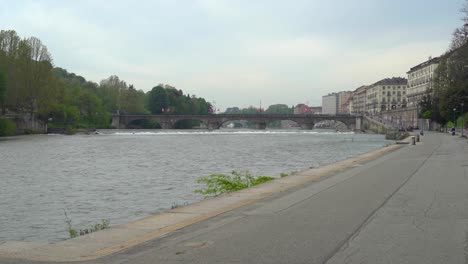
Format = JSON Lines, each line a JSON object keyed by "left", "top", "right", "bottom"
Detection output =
{"left": 422, "top": 110, "right": 432, "bottom": 119}
{"left": 195, "top": 170, "right": 274, "bottom": 198}
{"left": 0, "top": 118, "right": 16, "bottom": 136}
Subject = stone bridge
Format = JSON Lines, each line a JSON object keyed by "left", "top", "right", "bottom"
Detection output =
{"left": 111, "top": 114, "right": 362, "bottom": 130}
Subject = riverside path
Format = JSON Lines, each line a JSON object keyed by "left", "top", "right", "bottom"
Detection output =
{"left": 1, "top": 132, "right": 467, "bottom": 264}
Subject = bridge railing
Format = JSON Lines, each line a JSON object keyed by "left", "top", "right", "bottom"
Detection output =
{"left": 114, "top": 114, "right": 361, "bottom": 118}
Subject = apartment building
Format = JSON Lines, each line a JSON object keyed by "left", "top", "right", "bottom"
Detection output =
{"left": 406, "top": 57, "right": 439, "bottom": 107}
{"left": 350, "top": 86, "right": 368, "bottom": 114}
{"left": 338, "top": 91, "right": 352, "bottom": 114}
{"left": 366, "top": 77, "right": 408, "bottom": 114}
{"left": 322, "top": 93, "right": 339, "bottom": 115}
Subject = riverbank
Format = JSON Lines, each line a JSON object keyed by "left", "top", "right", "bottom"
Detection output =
{"left": 0, "top": 138, "right": 409, "bottom": 262}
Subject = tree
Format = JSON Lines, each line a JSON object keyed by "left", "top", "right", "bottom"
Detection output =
{"left": 451, "top": 0, "right": 468, "bottom": 50}
{"left": 433, "top": 44, "right": 468, "bottom": 125}
{"left": 224, "top": 107, "right": 241, "bottom": 114}
{"left": 0, "top": 30, "right": 21, "bottom": 110}
{"left": 97, "top": 75, "right": 127, "bottom": 113}
{"left": 0, "top": 71, "right": 5, "bottom": 114}
{"left": 264, "top": 104, "right": 293, "bottom": 114}
{"left": 120, "top": 85, "right": 147, "bottom": 114}
{"left": 147, "top": 85, "right": 169, "bottom": 114}
{"left": 15, "top": 37, "right": 55, "bottom": 116}
{"left": 418, "top": 94, "right": 433, "bottom": 118}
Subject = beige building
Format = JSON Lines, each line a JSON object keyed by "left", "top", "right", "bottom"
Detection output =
{"left": 366, "top": 77, "right": 408, "bottom": 114}
{"left": 350, "top": 86, "right": 368, "bottom": 114}
{"left": 338, "top": 91, "right": 352, "bottom": 114}
{"left": 406, "top": 57, "right": 439, "bottom": 107}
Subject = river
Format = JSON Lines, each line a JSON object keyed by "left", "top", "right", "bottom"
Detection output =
{"left": 0, "top": 129, "right": 391, "bottom": 242}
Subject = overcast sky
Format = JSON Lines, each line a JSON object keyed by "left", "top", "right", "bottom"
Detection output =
{"left": 0, "top": 0, "right": 463, "bottom": 110}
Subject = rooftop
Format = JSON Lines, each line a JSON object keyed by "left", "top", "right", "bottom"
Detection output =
{"left": 407, "top": 57, "right": 440, "bottom": 73}
{"left": 371, "top": 77, "right": 407, "bottom": 86}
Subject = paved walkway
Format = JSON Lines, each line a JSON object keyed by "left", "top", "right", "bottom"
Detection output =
{"left": 1, "top": 132, "right": 467, "bottom": 264}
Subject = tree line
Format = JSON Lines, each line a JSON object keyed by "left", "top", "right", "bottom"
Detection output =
{"left": 423, "top": 0, "right": 468, "bottom": 128}
{"left": 0, "top": 30, "right": 213, "bottom": 131}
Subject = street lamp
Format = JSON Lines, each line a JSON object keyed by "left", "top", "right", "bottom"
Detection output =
{"left": 454, "top": 107, "right": 457, "bottom": 130}
{"left": 462, "top": 102, "right": 465, "bottom": 137}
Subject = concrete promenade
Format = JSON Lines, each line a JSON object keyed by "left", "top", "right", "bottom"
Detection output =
{"left": 1, "top": 132, "right": 467, "bottom": 263}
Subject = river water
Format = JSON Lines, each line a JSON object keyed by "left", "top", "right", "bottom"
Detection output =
{"left": 0, "top": 129, "right": 391, "bottom": 242}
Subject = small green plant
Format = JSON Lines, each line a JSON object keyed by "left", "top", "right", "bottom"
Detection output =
{"left": 63, "top": 209, "right": 110, "bottom": 239}
{"left": 0, "top": 118, "right": 16, "bottom": 136}
{"left": 280, "top": 173, "right": 289, "bottom": 178}
{"left": 79, "top": 219, "right": 110, "bottom": 236}
{"left": 195, "top": 170, "right": 274, "bottom": 198}
{"left": 63, "top": 209, "right": 78, "bottom": 238}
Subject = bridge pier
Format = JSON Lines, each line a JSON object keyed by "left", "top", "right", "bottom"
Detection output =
{"left": 254, "top": 122, "right": 267, "bottom": 130}
{"left": 355, "top": 117, "right": 362, "bottom": 131}
{"left": 111, "top": 115, "right": 123, "bottom": 129}
{"left": 207, "top": 122, "right": 220, "bottom": 130}
{"left": 300, "top": 123, "right": 315, "bottom": 130}
{"left": 159, "top": 121, "right": 174, "bottom": 129}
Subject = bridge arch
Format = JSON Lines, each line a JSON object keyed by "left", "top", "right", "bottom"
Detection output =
{"left": 314, "top": 119, "right": 352, "bottom": 131}
{"left": 218, "top": 118, "right": 304, "bottom": 130}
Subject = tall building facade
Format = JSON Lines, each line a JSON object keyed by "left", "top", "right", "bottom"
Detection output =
{"left": 338, "top": 91, "right": 352, "bottom": 114}
{"left": 322, "top": 93, "right": 339, "bottom": 115}
{"left": 406, "top": 57, "right": 439, "bottom": 107}
{"left": 366, "top": 77, "right": 408, "bottom": 114}
{"left": 350, "top": 86, "right": 368, "bottom": 114}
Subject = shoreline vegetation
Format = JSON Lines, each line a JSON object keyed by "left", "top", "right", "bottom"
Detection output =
{"left": 195, "top": 170, "right": 275, "bottom": 198}
{"left": 0, "top": 118, "right": 15, "bottom": 136}
{"left": 64, "top": 209, "right": 110, "bottom": 239}
{"left": 0, "top": 30, "right": 214, "bottom": 136}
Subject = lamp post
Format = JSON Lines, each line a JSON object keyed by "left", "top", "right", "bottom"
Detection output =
{"left": 416, "top": 102, "right": 419, "bottom": 129}
{"left": 454, "top": 107, "right": 457, "bottom": 131}
{"left": 462, "top": 102, "right": 465, "bottom": 137}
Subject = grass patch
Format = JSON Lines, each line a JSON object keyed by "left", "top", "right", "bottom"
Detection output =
{"left": 195, "top": 170, "right": 274, "bottom": 198}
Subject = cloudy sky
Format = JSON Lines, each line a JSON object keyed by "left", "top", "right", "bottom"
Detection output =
{"left": 0, "top": 0, "right": 463, "bottom": 110}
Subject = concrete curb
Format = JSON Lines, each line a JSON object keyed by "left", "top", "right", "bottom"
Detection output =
{"left": 0, "top": 143, "right": 404, "bottom": 262}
